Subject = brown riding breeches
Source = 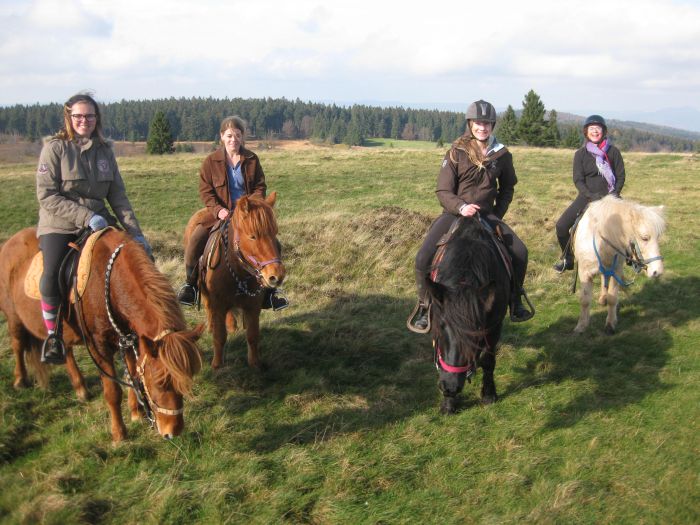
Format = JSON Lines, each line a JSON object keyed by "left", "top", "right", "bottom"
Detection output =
{"left": 185, "top": 224, "right": 210, "bottom": 269}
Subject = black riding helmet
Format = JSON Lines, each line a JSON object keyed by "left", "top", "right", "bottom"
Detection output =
{"left": 466, "top": 100, "right": 497, "bottom": 139}
{"left": 583, "top": 114, "right": 607, "bottom": 135}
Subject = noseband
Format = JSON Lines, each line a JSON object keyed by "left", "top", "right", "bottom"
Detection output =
{"left": 595, "top": 234, "right": 664, "bottom": 287}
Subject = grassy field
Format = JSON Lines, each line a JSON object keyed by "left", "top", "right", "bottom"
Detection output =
{"left": 0, "top": 142, "right": 699, "bottom": 524}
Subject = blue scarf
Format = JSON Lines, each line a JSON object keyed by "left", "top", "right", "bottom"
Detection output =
{"left": 585, "top": 139, "right": 616, "bottom": 193}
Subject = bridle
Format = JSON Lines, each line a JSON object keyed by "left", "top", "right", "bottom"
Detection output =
{"left": 594, "top": 234, "right": 664, "bottom": 287}
{"left": 74, "top": 241, "right": 182, "bottom": 426}
{"left": 220, "top": 213, "right": 281, "bottom": 295}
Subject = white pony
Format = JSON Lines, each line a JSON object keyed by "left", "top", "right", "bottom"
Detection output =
{"left": 573, "top": 195, "right": 666, "bottom": 334}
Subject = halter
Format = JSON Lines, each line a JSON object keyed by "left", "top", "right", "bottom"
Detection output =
{"left": 433, "top": 340, "right": 475, "bottom": 382}
{"left": 593, "top": 234, "right": 664, "bottom": 288}
{"left": 103, "top": 243, "right": 183, "bottom": 422}
{"left": 220, "top": 213, "right": 281, "bottom": 295}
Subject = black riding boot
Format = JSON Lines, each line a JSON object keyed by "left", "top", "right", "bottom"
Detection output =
{"left": 262, "top": 288, "right": 289, "bottom": 311}
{"left": 554, "top": 235, "right": 574, "bottom": 273}
{"left": 510, "top": 290, "right": 534, "bottom": 323}
{"left": 177, "top": 265, "right": 199, "bottom": 306}
{"left": 407, "top": 272, "right": 431, "bottom": 333}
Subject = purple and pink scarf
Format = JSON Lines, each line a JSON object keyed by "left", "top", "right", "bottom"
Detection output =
{"left": 586, "top": 139, "right": 616, "bottom": 193}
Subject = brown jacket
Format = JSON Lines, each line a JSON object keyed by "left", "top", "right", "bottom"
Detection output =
{"left": 36, "top": 137, "right": 143, "bottom": 237}
{"left": 436, "top": 144, "right": 516, "bottom": 219}
{"left": 198, "top": 146, "right": 266, "bottom": 228}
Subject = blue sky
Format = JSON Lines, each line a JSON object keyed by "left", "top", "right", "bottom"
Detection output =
{"left": 2, "top": 0, "right": 700, "bottom": 128}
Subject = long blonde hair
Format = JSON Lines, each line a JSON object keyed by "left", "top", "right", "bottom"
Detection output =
{"left": 450, "top": 132, "right": 487, "bottom": 171}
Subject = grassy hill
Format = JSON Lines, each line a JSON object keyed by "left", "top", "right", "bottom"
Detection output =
{"left": 1, "top": 143, "right": 699, "bottom": 523}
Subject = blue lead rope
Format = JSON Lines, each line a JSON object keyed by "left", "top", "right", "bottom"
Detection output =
{"left": 593, "top": 235, "right": 634, "bottom": 288}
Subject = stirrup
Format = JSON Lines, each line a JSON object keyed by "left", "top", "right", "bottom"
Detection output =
{"left": 407, "top": 302, "right": 431, "bottom": 334}
{"left": 177, "top": 283, "right": 199, "bottom": 306}
{"left": 41, "top": 334, "right": 66, "bottom": 365}
{"left": 510, "top": 290, "right": 535, "bottom": 323}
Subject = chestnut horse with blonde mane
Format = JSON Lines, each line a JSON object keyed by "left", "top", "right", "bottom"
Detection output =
{"left": 183, "top": 193, "right": 285, "bottom": 369}
{"left": 0, "top": 227, "right": 203, "bottom": 442}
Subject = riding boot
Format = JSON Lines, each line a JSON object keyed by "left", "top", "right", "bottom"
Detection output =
{"left": 177, "top": 265, "right": 199, "bottom": 306}
{"left": 262, "top": 288, "right": 289, "bottom": 311}
{"left": 553, "top": 253, "right": 574, "bottom": 273}
{"left": 510, "top": 290, "right": 534, "bottom": 323}
{"left": 41, "top": 333, "right": 66, "bottom": 365}
{"left": 407, "top": 272, "right": 431, "bottom": 333}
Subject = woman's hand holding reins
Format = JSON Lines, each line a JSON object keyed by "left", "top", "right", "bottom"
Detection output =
{"left": 459, "top": 203, "right": 481, "bottom": 217}
{"left": 218, "top": 209, "right": 230, "bottom": 220}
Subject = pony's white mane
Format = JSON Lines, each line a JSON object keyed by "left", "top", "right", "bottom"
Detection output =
{"left": 587, "top": 195, "right": 666, "bottom": 244}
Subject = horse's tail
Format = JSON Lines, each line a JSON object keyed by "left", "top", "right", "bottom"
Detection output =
{"left": 156, "top": 329, "right": 203, "bottom": 396}
{"left": 25, "top": 335, "right": 49, "bottom": 389}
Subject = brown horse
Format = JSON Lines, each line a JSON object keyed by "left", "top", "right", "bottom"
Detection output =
{"left": 0, "top": 227, "right": 203, "bottom": 442}
{"left": 183, "top": 193, "right": 285, "bottom": 369}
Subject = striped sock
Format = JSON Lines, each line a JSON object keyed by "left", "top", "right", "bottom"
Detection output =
{"left": 41, "top": 298, "right": 59, "bottom": 335}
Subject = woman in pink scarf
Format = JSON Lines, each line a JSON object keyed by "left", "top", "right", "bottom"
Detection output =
{"left": 553, "top": 115, "right": 626, "bottom": 272}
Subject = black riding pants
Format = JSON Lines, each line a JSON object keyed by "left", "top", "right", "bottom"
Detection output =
{"left": 415, "top": 213, "right": 528, "bottom": 300}
{"left": 555, "top": 195, "right": 589, "bottom": 253}
{"left": 39, "top": 233, "right": 77, "bottom": 299}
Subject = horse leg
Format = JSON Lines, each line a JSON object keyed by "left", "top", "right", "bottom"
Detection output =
{"left": 209, "top": 308, "right": 228, "bottom": 369}
{"left": 604, "top": 279, "right": 620, "bottom": 334}
{"left": 242, "top": 309, "right": 262, "bottom": 369}
{"left": 574, "top": 278, "right": 593, "bottom": 333}
{"left": 598, "top": 277, "right": 608, "bottom": 306}
{"left": 64, "top": 347, "right": 89, "bottom": 402}
{"left": 479, "top": 349, "right": 498, "bottom": 405}
{"left": 9, "top": 325, "right": 31, "bottom": 389}
{"left": 95, "top": 352, "right": 127, "bottom": 442}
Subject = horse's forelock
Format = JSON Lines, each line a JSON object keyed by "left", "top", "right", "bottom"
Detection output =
{"left": 235, "top": 197, "right": 278, "bottom": 238}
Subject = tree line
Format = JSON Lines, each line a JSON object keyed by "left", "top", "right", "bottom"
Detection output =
{"left": 0, "top": 91, "right": 697, "bottom": 153}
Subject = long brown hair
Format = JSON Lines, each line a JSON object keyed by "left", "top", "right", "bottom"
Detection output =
{"left": 55, "top": 92, "right": 107, "bottom": 144}
{"left": 450, "top": 123, "right": 487, "bottom": 171}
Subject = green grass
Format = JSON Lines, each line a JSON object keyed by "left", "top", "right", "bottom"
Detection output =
{"left": 1, "top": 146, "right": 699, "bottom": 524}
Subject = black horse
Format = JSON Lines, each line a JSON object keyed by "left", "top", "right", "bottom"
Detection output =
{"left": 426, "top": 216, "right": 510, "bottom": 414}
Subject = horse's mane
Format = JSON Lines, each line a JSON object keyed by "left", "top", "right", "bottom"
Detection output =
{"left": 111, "top": 232, "right": 201, "bottom": 393}
{"left": 428, "top": 218, "right": 508, "bottom": 361}
{"left": 588, "top": 195, "right": 666, "bottom": 244}
{"left": 234, "top": 196, "right": 278, "bottom": 238}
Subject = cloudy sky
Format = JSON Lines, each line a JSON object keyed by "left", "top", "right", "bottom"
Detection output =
{"left": 2, "top": 0, "right": 699, "bottom": 128}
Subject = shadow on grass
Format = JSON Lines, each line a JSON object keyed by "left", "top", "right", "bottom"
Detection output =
{"left": 198, "top": 293, "right": 443, "bottom": 453}
{"left": 508, "top": 275, "right": 700, "bottom": 430}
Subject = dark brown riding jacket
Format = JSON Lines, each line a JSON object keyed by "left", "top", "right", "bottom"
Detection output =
{"left": 436, "top": 144, "right": 516, "bottom": 219}
{"left": 197, "top": 146, "right": 267, "bottom": 229}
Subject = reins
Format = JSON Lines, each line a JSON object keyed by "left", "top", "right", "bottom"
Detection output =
{"left": 593, "top": 234, "right": 664, "bottom": 288}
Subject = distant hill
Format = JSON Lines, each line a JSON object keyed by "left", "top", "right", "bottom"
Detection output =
{"left": 554, "top": 111, "right": 700, "bottom": 141}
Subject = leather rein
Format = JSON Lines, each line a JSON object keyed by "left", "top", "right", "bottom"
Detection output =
{"left": 72, "top": 238, "right": 181, "bottom": 426}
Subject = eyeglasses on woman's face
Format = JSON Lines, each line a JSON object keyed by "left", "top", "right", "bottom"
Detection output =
{"left": 71, "top": 114, "right": 97, "bottom": 122}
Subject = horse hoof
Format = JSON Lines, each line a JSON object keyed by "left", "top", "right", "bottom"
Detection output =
{"left": 481, "top": 395, "right": 497, "bottom": 406}
{"left": 604, "top": 324, "right": 616, "bottom": 335}
{"left": 211, "top": 359, "right": 223, "bottom": 369}
{"left": 76, "top": 387, "right": 90, "bottom": 402}
{"left": 13, "top": 378, "right": 30, "bottom": 389}
{"left": 440, "top": 398, "right": 457, "bottom": 415}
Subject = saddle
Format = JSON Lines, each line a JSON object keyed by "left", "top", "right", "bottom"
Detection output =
{"left": 24, "top": 227, "right": 112, "bottom": 302}
{"left": 429, "top": 216, "right": 513, "bottom": 287}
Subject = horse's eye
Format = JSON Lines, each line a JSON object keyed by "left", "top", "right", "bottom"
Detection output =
{"left": 640, "top": 235, "right": 650, "bottom": 242}
{"left": 249, "top": 235, "right": 257, "bottom": 240}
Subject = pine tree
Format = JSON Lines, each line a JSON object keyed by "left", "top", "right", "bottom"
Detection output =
{"left": 543, "top": 109, "right": 561, "bottom": 148}
{"left": 562, "top": 126, "right": 582, "bottom": 149}
{"left": 517, "top": 90, "right": 547, "bottom": 146}
{"left": 146, "top": 111, "right": 174, "bottom": 154}
{"left": 497, "top": 105, "right": 518, "bottom": 145}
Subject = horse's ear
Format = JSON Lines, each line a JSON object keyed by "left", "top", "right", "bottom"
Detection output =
{"left": 266, "top": 191, "right": 277, "bottom": 208}
{"left": 238, "top": 196, "right": 250, "bottom": 215}
{"left": 653, "top": 205, "right": 665, "bottom": 218}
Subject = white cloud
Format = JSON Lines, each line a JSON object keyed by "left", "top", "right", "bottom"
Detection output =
{"left": 0, "top": 0, "right": 699, "bottom": 112}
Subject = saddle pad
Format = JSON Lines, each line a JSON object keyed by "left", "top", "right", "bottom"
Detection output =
{"left": 24, "top": 228, "right": 113, "bottom": 302}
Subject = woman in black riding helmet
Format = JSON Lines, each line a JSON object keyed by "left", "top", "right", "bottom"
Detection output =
{"left": 408, "top": 99, "right": 533, "bottom": 333}
{"left": 553, "top": 114, "right": 625, "bottom": 272}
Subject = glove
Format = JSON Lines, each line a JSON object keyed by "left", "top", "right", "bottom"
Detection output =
{"left": 133, "top": 235, "right": 154, "bottom": 261}
{"left": 217, "top": 208, "right": 230, "bottom": 220}
{"left": 88, "top": 214, "right": 108, "bottom": 231}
